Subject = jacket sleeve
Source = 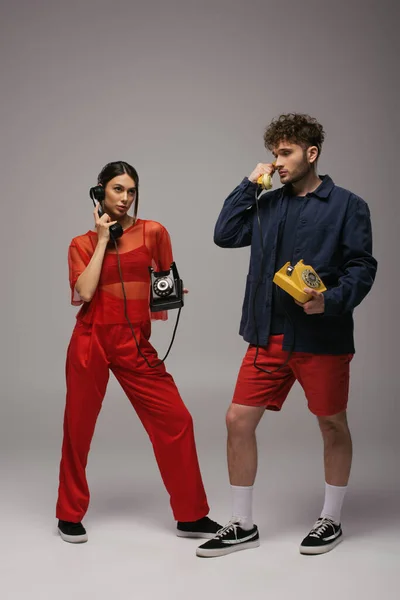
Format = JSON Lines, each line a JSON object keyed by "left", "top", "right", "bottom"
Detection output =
{"left": 323, "top": 196, "right": 377, "bottom": 315}
{"left": 214, "top": 178, "right": 259, "bottom": 248}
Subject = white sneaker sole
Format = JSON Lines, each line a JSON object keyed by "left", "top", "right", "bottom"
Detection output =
{"left": 177, "top": 530, "right": 217, "bottom": 539}
{"left": 58, "top": 528, "right": 88, "bottom": 544}
{"left": 196, "top": 539, "right": 260, "bottom": 558}
{"left": 300, "top": 535, "right": 342, "bottom": 555}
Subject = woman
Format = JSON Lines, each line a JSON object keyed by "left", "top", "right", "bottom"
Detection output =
{"left": 56, "top": 161, "right": 220, "bottom": 543}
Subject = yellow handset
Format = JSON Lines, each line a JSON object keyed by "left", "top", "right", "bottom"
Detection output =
{"left": 273, "top": 260, "right": 327, "bottom": 303}
{"left": 257, "top": 163, "right": 276, "bottom": 190}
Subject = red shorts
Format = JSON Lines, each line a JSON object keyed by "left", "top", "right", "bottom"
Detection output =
{"left": 233, "top": 335, "right": 353, "bottom": 417}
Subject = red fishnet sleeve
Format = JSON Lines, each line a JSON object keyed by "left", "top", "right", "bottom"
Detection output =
{"left": 149, "top": 224, "right": 174, "bottom": 321}
{"left": 68, "top": 237, "right": 93, "bottom": 305}
{"left": 154, "top": 225, "right": 174, "bottom": 272}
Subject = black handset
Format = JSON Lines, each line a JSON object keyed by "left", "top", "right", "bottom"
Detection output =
{"left": 89, "top": 186, "right": 123, "bottom": 241}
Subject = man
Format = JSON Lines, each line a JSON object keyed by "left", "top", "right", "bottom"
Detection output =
{"left": 197, "top": 113, "right": 377, "bottom": 558}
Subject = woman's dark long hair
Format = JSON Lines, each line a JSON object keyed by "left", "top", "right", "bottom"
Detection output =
{"left": 97, "top": 161, "right": 139, "bottom": 221}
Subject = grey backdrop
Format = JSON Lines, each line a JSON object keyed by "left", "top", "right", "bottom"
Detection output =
{"left": 1, "top": 1, "right": 399, "bottom": 599}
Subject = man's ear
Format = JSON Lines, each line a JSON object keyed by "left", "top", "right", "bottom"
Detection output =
{"left": 307, "top": 145, "right": 319, "bottom": 165}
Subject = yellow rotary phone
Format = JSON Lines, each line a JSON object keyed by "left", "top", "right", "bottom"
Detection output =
{"left": 273, "top": 260, "right": 327, "bottom": 303}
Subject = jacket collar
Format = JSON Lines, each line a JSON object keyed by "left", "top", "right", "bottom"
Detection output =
{"left": 283, "top": 175, "right": 334, "bottom": 200}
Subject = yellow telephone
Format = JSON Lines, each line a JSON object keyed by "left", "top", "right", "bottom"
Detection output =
{"left": 273, "top": 260, "right": 327, "bottom": 303}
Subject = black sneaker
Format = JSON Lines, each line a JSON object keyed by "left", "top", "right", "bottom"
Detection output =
{"left": 58, "top": 520, "right": 88, "bottom": 544}
{"left": 196, "top": 519, "right": 260, "bottom": 557}
{"left": 300, "top": 517, "right": 342, "bottom": 555}
{"left": 177, "top": 516, "right": 222, "bottom": 539}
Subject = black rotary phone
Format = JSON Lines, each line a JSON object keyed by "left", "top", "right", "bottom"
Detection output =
{"left": 149, "top": 262, "right": 184, "bottom": 312}
{"left": 89, "top": 186, "right": 123, "bottom": 241}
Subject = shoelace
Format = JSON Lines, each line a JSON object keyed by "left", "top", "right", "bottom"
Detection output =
{"left": 215, "top": 519, "right": 241, "bottom": 539}
{"left": 309, "top": 518, "right": 335, "bottom": 538}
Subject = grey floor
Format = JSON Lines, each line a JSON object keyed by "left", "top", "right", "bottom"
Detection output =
{"left": 2, "top": 380, "right": 399, "bottom": 600}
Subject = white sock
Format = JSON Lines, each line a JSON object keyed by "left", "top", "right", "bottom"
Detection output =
{"left": 320, "top": 482, "right": 348, "bottom": 524}
{"left": 231, "top": 485, "right": 254, "bottom": 530}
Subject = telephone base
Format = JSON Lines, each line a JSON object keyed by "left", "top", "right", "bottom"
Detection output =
{"left": 273, "top": 260, "right": 326, "bottom": 304}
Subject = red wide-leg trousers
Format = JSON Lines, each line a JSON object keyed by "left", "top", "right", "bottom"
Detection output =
{"left": 56, "top": 321, "right": 209, "bottom": 523}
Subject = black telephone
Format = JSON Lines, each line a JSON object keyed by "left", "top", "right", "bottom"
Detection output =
{"left": 149, "top": 262, "right": 184, "bottom": 312}
{"left": 89, "top": 186, "right": 123, "bottom": 241}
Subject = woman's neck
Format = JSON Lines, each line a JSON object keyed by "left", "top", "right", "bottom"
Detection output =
{"left": 117, "top": 215, "right": 135, "bottom": 230}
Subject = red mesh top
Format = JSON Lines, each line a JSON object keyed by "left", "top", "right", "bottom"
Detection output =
{"left": 68, "top": 219, "right": 173, "bottom": 324}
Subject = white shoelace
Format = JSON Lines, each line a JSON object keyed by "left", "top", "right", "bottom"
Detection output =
{"left": 309, "top": 518, "right": 336, "bottom": 538}
{"left": 215, "top": 519, "right": 241, "bottom": 539}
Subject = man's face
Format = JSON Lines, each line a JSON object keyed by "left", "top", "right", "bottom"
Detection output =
{"left": 272, "top": 140, "right": 315, "bottom": 186}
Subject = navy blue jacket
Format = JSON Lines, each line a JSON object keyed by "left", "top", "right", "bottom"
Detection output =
{"left": 214, "top": 175, "right": 377, "bottom": 354}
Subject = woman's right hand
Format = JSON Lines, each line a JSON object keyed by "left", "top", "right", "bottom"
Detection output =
{"left": 94, "top": 203, "right": 118, "bottom": 242}
{"left": 248, "top": 162, "right": 276, "bottom": 184}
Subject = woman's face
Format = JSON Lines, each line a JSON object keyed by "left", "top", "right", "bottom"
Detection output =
{"left": 103, "top": 173, "right": 137, "bottom": 219}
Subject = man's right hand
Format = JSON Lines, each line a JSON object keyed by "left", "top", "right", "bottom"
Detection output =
{"left": 94, "top": 203, "right": 117, "bottom": 242}
{"left": 248, "top": 163, "right": 276, "bottom": 184}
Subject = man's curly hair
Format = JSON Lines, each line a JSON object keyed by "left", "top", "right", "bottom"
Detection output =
{"left": 264, "top": 113, "right": 325, "bottom": 157}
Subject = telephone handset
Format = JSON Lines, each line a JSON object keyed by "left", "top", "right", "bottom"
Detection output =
{"left": 273, "top": 260, "right": 327, "bottom": 303}
{"left": 257, "top": 173, "right": 273, "bottom": 190}
{"left": 256, "top": 162, "right": 276, "bottom": 190}
{"left": 89, "top": 186, "right": 123, "bottom": 241}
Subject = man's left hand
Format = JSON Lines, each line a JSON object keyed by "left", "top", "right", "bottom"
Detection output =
{"left": 295, "top": 288, "right": 325, "bottom": 314}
